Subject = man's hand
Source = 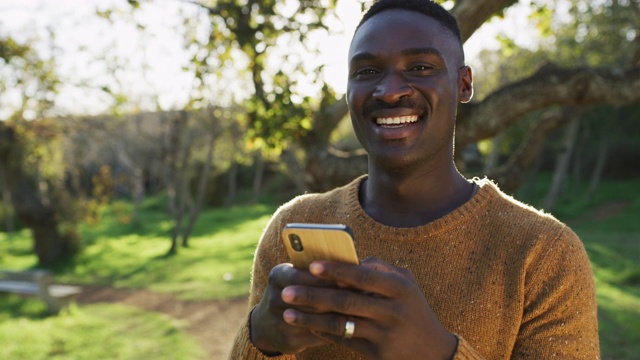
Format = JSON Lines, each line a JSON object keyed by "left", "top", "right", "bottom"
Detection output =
{"left": 250, "top": 263, "right": 334, "bottom": 355}
{"left": 279, "top": 257, "right": 458, "bottom": 360}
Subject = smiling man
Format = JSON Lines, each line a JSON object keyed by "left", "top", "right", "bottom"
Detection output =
{"left": 229, "top": 1, "right": 599, "bottom": 359}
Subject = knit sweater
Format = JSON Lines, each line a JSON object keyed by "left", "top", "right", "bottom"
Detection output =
{"left": 229, "top": 176, "right": 600, "bottom": 359}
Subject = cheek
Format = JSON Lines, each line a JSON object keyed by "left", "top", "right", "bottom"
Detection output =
{"left": 420, "top": 78, "right": 456, "bottom": 110}
{"left": 346, "top": 85, "right": 365, "bottom": 108}
{"left": 349, "top": 115, "right": 369, "bottom": 147}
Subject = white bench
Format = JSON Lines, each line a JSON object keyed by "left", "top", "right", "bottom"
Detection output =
{"left": 0, "top": 269, "right": 82, "bottom": 313}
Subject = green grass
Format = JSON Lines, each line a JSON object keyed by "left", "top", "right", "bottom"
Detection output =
{"left": 0, "top": 296, "right": 203, "bottom": 360}
{"left": 0, "top": 199, "right": 276, "bottom": 301}
{"left": 0, "top": 199, "right": 276, "bottom": 359}
{"left": 1, "top": 177, "right": 639, "bottom": 358}
{"left": 568, "top": 199, "right": 640, "bottom": 360}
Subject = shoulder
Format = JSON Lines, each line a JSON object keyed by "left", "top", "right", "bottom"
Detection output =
{"left": 475, "top": 178, "right": 568, "bottom": 234}
{"left": 472, "top": 178, "right": 586, "bottom": 259}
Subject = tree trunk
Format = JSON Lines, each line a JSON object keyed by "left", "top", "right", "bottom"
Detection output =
{"left": 0, "top": 165, "right": 14, "bottom": 233}
{"left": 281, "top": 148, "right": 311, "bottom": 194}
{"left": 225, "top": 159, "right": 238, "bottom": 208}
{"left": 570, "top": 124, "right": 587, "bottom": 201}
{"left": 131, "top": 166, "right": 145, "bottom": 224}
{"left": 115, "top": 140, "right": 146, "bottom": 224}
{"left": 162, "top": 111, "right": 188, "bottom": 255}
{"left": 181, "top": 132, "right": 215, "bottom": 248}
{"left": 543, "top": 116, "right": 581, "bottom": 211}
{"left": 451, "top": 0, "right": 519, "bottom": 43}
{"left": 587, "top": 108, "right": 616, "bottom": 203}
{"left": 0, "top": 123, "right": 80, "bottom": 264}
{"left": 304, "top": 148, "right": 368, "bottom": 193}
{"left": 250, "top": 151, "right": 264, "bottom": 204}
{"left": 587, "top": 132, "right": 609, "bottom": 203}
{"left": 517, "top": 150, "right": 544, "bottom": 200}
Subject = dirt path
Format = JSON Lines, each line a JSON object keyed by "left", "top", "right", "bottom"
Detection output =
{"left": 74, "top": 201, "right": 631, "bottom": 358}
{"left": 77, "top": 286, "right": 248, "bottom": 359}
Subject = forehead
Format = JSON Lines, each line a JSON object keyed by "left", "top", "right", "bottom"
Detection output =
{"left": 350, "top": 9, "right": 461, "bottom": 63}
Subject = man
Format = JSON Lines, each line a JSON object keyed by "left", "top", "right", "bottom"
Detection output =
{"left": 229, "top": 1, "right": 600, "bottom": 359}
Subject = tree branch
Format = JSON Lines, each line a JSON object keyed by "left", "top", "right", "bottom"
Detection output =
{"left": 456, "top": 64, "right": 640, "bottom": 146}
{"left": 451, "top": 0, "right": 519, "bottom": 43}
{"left": 480, "top": 109, "right": 569, "bottom": 192}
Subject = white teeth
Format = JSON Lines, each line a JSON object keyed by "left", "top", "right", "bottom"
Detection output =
{"left": 376, "top": 115, "right": 419, "bottom": 125}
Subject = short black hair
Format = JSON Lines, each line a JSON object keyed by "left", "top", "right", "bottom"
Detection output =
{"left": 357, "top": 0, "right": 462, "bottom": 45}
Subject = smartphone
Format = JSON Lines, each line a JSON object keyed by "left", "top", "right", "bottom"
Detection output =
{"left": 282, "top": 223, "right": 359, "bottom": 269}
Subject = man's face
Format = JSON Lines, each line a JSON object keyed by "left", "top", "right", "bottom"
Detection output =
{"left": 347, "top": 9, "right": 472, "bottom": 169}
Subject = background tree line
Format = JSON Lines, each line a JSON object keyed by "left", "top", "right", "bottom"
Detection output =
{"left": 1, "top": 0, "right": 639, "bottom": 264}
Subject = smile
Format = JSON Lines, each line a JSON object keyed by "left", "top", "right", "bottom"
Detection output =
{"left": 376, "top": 115, "right": 419, "bottom": 126}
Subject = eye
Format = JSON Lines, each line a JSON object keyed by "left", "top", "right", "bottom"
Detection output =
{"left": 352, "top": 67, "right": 379, "bottom": 79}
{"left": 358, "top": 69, "right": 377, "bottom": 75}
{"left": 408, "top": 64, "right": 434, "bottom": 72}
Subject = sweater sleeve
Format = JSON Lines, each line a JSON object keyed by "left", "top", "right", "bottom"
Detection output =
{"left": 512, "top": 226, "right": 600, "bottom": 359}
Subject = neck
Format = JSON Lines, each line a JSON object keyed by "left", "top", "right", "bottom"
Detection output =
{"left": 361, "top": 162, "right": 474, "bottom": 228}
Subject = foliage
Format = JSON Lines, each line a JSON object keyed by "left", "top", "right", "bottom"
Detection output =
{"left": 171, "top": 0, "right": 339, "bottom": 153}
{"left": 472, "top": 0, "right": 640, "bottom": 172}
{"left": 0, "top": 198, "right": 277, "bottom": 301}
{"left": 532, "top": 0, "right": 639, "bottom": 67}
{"left": 0, "top": 31, "right": 59, "bottom": 121}
{"left": 0, "top": 301, "right": 203, "bottom": 360}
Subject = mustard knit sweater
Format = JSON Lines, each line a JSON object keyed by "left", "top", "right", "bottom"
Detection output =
{"left": 229, "top": 176, "right": 600, "bottom": 359}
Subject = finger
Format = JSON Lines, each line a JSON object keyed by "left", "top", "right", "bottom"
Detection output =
{"left": 361, "top": 257, "right": 417, "bottom": 282}
{"left": 269, "top": 263, "right": 335, "bottom": 289}
{"left": 283, "top": 311, "right": 378, "bottom": 358}
{"left": 360, "top": 256, "right": 397, "bottom": 272}
{"left": 263, "top": 265, "right": 332, "bottom": 315}
{"left": 282, "top": 308, "right": 375, "bottom": 340}
{"left": 282, "top": 285, "right": 388, "bottom": 318}
{"left": 309, "top": 260, "right": 412, "bottom": 298}
{"left": 271, "top": 322, "right": 329, "bottom": 354}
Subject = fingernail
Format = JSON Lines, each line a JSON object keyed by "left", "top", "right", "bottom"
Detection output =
{"left": 281, "top": 287, "right": 295, "bottom": 302}
{"left": 283, "top": 309, "right": 296, "bottom": 324}
{"left": 309, "top": 262, "right": 324, "bottom": 275}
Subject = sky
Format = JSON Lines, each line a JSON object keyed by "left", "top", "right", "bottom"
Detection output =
{"left": 0, "top": 0, "right": 540, "bottom": 119}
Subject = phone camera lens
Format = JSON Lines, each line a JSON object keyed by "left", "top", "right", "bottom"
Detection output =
{"left": 288, "top": 234, "right": 304, "bottom": 252}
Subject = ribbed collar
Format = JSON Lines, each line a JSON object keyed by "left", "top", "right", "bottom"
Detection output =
{"left": 343, "top": 175, "right": 499, "bottom": 242}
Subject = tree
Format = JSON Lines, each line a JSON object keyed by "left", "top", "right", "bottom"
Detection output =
{"left": 0, "top": 32, "right": 81, "bottom": 264}
{"left": 301, "top": 0, "right": 640, "bottom": 192}
{"left": 466, "top": 0, "right": 640, "bottom": 196}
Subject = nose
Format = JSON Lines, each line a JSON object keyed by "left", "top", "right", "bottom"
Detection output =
{"left": 372, "top": 72, "right": 413, "bottom": 103}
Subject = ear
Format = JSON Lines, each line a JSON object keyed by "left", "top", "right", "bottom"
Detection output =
{"left": 457, "top": 65, "right": 473, "bottom": 103}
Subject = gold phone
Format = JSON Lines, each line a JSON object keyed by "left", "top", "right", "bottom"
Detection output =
{"left": 282, "top": 223, "right": 359, "bottom": 269}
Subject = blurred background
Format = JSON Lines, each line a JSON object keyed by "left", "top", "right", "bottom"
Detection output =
{"left": 0, "top": 0, "right": 638, "bottom": 359}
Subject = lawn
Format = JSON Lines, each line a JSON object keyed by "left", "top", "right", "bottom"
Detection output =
{"left": 0, "top": 297, "right": 202, "bottom": 360}
{"left": 1, "top": 177, "right": 639, "bottom": 359}
{"left": 0, "top": 199, "right": 276, "bottom": 359}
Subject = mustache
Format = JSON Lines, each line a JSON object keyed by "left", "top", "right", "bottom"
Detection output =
{"left": 362, "top": 98, "right": 424, "bottom": 114}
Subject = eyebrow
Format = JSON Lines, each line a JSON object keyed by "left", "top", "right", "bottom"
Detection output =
{"left": 400, "top": 47, "right": 443, "bottom": 58}
{"left": 349, "top": 47, "right": 444, "bottom": 65}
